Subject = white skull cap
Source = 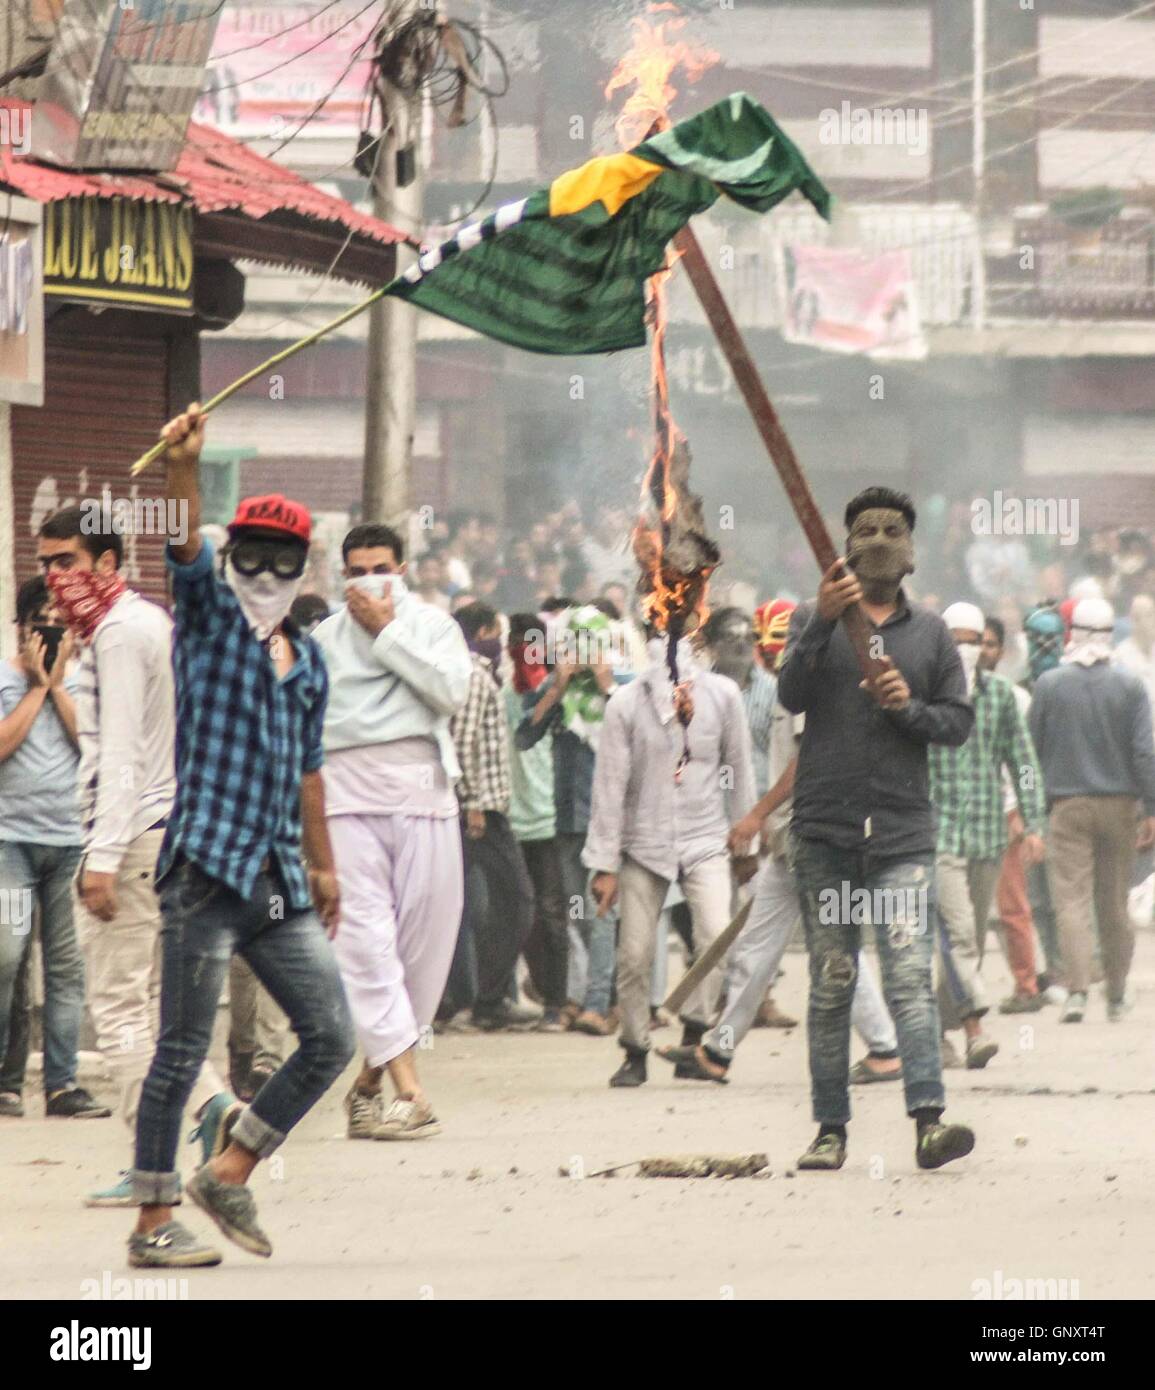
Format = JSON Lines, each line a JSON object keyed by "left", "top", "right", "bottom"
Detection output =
{"left": 1071, "top": 597, "right": 1115, "bottom": 633}
{"left": 942, "top": 602, "right": 985, "bottom": 636}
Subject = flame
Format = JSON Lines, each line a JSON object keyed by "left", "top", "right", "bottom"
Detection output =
{"left": 604, "top": 4, "right": 719, "bottom": 149}
{"left": 607, "top": 4, "right": 719, "bottom": 639}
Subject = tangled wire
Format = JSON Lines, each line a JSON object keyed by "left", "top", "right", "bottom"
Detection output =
{"left": 374, "top": 7, "right": 510, "bottom": 124}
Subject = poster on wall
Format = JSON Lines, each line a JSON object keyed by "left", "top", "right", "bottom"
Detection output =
{"left": 0, "top": 196, "right": 44, "bottom": 408}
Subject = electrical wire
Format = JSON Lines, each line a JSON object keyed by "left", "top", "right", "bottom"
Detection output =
{"left": 208, "top": 0, "right": 348, "bottom": 63}
{"left": 205, "top": 0, "right": 382, "bottom": 95}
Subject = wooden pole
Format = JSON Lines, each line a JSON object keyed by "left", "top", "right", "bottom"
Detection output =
{"left": 662, "top": 897, "right": 753, "bottom": 1015}
{"left": 671, "top": 225, "right": 883, "bottom": 682}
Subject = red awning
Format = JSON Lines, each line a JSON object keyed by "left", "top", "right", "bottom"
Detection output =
{"left": 0, "top": 100, "right": 407, "bottom": 284}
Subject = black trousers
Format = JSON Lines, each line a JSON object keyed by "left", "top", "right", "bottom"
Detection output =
{"left": 461, "top": 812, "right": 535, "bottom": 1016}
{"left": 519, "top": 837, "right": 568, "bottom": 1010}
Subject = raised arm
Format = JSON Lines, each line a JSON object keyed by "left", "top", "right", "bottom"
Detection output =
{"left": 159, "top": 403, "right": 206, "bottom": 567}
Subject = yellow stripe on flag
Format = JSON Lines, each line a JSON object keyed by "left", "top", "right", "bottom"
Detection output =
{"left": 549, "top": 152, "right": 664, "bottom": 219}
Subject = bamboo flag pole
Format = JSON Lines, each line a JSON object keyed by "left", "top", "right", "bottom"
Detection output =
{"left": 129, "top": 278, "right": 404, "bottom": 477}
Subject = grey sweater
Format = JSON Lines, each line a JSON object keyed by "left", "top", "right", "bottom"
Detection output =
{"left": 1028, "top": 662, "right": 1155, "bottom": 815}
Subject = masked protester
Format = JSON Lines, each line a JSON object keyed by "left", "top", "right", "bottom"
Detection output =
{"left": 583, "top": 629, "right": 757, "bottom": 1089}
{"left": 37, "top": 507, "right": 236, "bottom": 1203}
{"left": 311, "top": 523, "right": 473, "bottom": 1141}
{"left": 924, "top": 603, "right": 1047, "bottom": 1061}
{"left": 1030, "top": 598, "right": 1155, "bottom": 1024}
{"left": 777, "top": 486, "right": 978, "bottom": 1173}
{"left": 447, "top": 603, "right": 538, "bottom": 1034}
{"left": 0, "top": 576, "right": 103, "bottom": 1122}
{"left": 1010, "top": 603, "right": 1070, "bottom": 1000}
{"left": 1115, "top": 594, "right": 1155, "bottom": 738}
{"left": 125, "top": 406, "right": 355, "bottom": 1272}
{"left": 698, "top": 605, "right": 796, "bottom": 1031}
{"left": 505, "top": 614, "right": 569, "bottom": 1031}
{"left": 515, "top": 603, "right": 628, "bottom": 1036}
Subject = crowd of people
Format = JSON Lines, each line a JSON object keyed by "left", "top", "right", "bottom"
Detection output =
{"left": 3, "top": 403, "right": 1155, "bottom": 1267}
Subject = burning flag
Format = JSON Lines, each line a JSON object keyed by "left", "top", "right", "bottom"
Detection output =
{"left": 388, "top": 93, "right": 831, "bottom": 356}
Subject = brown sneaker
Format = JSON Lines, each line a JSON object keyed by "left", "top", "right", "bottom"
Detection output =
{"left": 754, "top": 995, "right": 798, "bottom": 1029}
{"left": 571, "top": 1010, "right": 613, "bottom": 1036}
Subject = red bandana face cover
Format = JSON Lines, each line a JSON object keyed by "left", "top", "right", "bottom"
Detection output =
{"left": 48, "top": 568, "right": 127, "bottom": 642}
{"left": 510, "top": 641, "right": 548, "bottom": 695}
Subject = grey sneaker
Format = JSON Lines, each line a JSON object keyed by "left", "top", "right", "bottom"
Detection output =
{"left": 345, "top": 1087, "right": 384, "bottom": 1140}
{"left": 797, "top": 1133, "right": 847, "bottom": 1171}
{"left": 0, "top": 1091, "right": 24, "bottom": 1118}
{"left": 1107, "top": 993, "right": 1133, "bottom": 1022}
{"left": 128, "top": 1220, "right": 222, "bottom": 1269}
{"left": 1060, "top": 991, "right": 1087, "bottom": 1023}
{"left": 373, "top": 1097, "right": 441, "bottom": 1141}
{"left": 187, "top": 1166, "right": 272, "bottom": 1258}
{"left": 965, "top": 1036, "right": 999, "bottom": 1070}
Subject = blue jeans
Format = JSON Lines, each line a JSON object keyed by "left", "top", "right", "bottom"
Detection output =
{"left": 791, "top": 836, "right": 944, "bottom": 1125}
{"left": 557, "top": 833, "right": 615, "bottom": 1016}
{"left": 133, "top": 859, "right": 355, "bottom": 1205}
{"left": 0, "top": 840, "right": 84, "bottom": 1095}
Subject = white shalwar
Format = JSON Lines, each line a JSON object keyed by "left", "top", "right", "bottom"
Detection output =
{"left": 324, "top": 740, "right": 463, "bottom": 1067}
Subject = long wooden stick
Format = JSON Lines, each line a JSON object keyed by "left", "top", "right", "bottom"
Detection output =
{"left": 663, "top": 896, "right": 753, "bottom": 1016}
{"left": 672, "top": 226, "right": 884, "bottom": 682}
{"left": 129, "top": 280, "right": 401, "bottom": 476}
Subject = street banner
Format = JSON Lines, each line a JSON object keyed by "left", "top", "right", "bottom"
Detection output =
{"left": 779, "top": 244, "right": 927, "bottom": 360}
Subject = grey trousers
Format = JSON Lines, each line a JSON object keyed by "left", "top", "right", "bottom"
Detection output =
{"left": 935, "top": 854, "right": 999, "bottom": 1030}
{"left": 618, "top": 853, "right": 732, "bottom": 1052}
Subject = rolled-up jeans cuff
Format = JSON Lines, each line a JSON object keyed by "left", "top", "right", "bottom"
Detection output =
{"left": 233, "top": 1105, "right": 287, "bottom": 1160}
{"left": 132, "top": 1170, "right": 181, "bottom": 1206}
{"left": 904, "top": 1082, "right": 946, "bottom": 1116}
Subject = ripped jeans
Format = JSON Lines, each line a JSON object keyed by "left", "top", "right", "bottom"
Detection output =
{"left": 791, "top": 835, "right": 944, "bottom": 1125}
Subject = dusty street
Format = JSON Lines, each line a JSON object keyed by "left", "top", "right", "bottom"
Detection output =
{"left": 3, "top": 934, "right": 1153, "bottom": 1302}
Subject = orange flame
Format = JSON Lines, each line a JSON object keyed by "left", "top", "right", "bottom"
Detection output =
{"left": 607, "top": 4, "right": 719, "bottom": 637}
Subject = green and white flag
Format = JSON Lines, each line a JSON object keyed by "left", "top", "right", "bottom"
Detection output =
{"left": 387, "top": 92, "right": 831, "bottom": 355}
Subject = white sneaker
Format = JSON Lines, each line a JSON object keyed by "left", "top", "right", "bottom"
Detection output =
{"left": 372, "top": 1097, "right": 441, "bottom": 1141}
{"left": 345, "top": 1088, "right": 383, "bottom": 1140}
{"left": 1060, "top": 991, "right": 1087, "bottom": 1023}
{"left": 1043, "top": 984, "right": 1068, "bottom": 1007}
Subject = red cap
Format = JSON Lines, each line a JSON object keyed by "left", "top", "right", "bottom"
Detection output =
{"left": 228, "top": 494, "right": 311, "bottom": 545}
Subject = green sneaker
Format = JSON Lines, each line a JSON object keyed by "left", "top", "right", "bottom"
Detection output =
{"left": 85, "top": 1172, "right": 137, "bottom": 1209}
{"left": 797, "top": 1133, "right": 847, "bottom": 1171}
{"left": 128, "top": 1220, "right": 221, "bottom": 1269}
{"left": 916, "top": 1122, "right": 975, "bottom": 1170}
{"left": 189, "top": 1093, "right": 243, "bottom": 1165}
{"left": 187, "top": 1165, "right": 272, "bottom": 1258}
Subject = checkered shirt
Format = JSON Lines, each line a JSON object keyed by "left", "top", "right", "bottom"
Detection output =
{"left": 156, "top": 541, "right": 328, "bottom": 910}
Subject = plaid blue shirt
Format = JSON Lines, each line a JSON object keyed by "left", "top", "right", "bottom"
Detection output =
{"left": 157, "top": 541, "right": 328, "bottom": 911}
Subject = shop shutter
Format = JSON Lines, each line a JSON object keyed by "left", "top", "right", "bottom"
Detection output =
{"left": 12, "top": 326, "right": 171, "bottom": 604}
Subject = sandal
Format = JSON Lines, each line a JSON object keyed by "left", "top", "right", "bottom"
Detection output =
{"left": 655, "top": 1044, "right": 729, "bottom": 1084}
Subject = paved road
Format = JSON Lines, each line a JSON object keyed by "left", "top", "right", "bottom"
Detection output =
{"left": 4, "top": 934, "right": 1153, "bottom": 1300}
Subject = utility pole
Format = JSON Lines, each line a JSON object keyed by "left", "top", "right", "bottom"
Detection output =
{"left": 363, "top": 0, "right": 424, "bottom": 529}
{"left": 972, "top": 0, "right": 988, "bottom": 334}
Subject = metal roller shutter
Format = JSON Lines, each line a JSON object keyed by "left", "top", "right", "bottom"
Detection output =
{"left": 11, "top": 326, "right": 171, "bottom": 604}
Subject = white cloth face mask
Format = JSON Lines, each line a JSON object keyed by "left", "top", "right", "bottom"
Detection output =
{"left": 226, "top": 564, "right": 304, "bottom": 641}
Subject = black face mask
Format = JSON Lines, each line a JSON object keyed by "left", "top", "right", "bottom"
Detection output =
{"left": 229, "top": 538, "right": 308, "bottom": 580}
{"left": 31, "top": 624, "right": 65, "bottom": 673}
